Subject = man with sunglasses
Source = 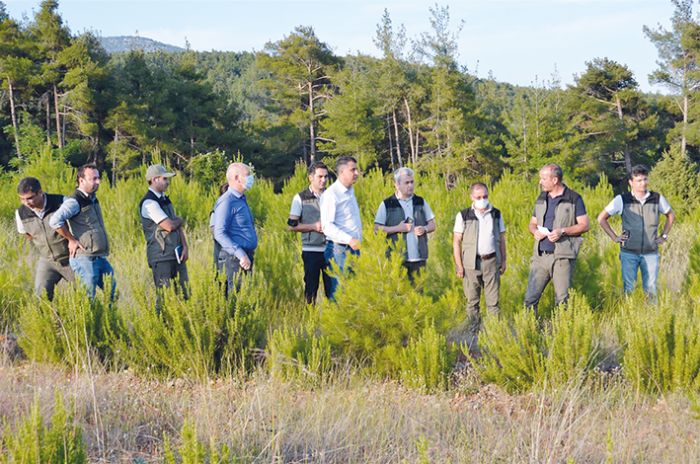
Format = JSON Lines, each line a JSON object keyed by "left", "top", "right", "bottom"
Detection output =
{"left": 453, "top": 182, "right": 506, "bottom": 352}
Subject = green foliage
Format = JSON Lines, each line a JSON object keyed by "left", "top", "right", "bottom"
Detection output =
{"left": 267, "top": 324, "right": 332, "bottom": 384}
{"left": 187, "top": 150, "right": 231, "bottom": 194}
{"left": 621, "top": 295, "right": 700, "bottom": 393}
{"left": 649, "top": 145, "right": 700, "bottom": 217}
{"left": 163, "top": 420, "right": 233, "bottom": 464}
{"left": 474, "top": 309, "right": 547, "bottom": 393}
{"left": 0, "top": 393, "right": 86, "bottom": 464}
{"left": 398, "top": 324, "right": 450, "bottom": 392}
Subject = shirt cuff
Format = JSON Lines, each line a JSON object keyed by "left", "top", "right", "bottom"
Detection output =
{"left": 234, "top": 248, "right": 248, "bottom": 260}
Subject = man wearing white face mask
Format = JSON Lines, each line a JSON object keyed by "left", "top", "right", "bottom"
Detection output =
{"left": 453, "top": 182, "right": 506, "bottom": 352}
{"left": 213, "top": 162, "right": 258, "bottom": 295}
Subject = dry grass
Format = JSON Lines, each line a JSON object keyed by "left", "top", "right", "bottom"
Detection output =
{"left": 1, "top": 359, "right": 699, "bottom": 463}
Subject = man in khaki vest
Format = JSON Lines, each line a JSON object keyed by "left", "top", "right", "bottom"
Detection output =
{"left": 453, "top": 183, "right": 506, "bottom": 350}
{"left": 524, "top": 164, "right": 589, "bottom": 315}
{"left": 288, "top": 161, "right": 331, "bottom": 304}
{"left": 50, "top": 164, "right": 115, "bottom": 300}
{"left": 597, "top": 164, "right": 674, "bottom": 298}
{"left": 15, "top": 177, "right": 74, "bottom": 300}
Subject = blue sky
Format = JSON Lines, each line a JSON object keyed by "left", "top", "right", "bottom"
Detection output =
{"left": 5, "top": 0, "right": 676, "bottom": 92}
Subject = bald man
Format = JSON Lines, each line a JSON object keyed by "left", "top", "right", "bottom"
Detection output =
{"left": 212, "top": 162, "right": 258, "bottom": 294}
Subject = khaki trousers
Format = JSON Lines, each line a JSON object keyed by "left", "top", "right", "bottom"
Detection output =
{"left": 463, "top": 256, "right": 500, "bottom": 349}
{"left": 523, "top": 253, "right": 575, "bottom": 316}
{"left": 35, "top": 257, "right": 74, "bottom": 301}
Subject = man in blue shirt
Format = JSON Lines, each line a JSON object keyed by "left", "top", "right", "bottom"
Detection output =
{"left": 213, "top": 162, "right": 257, "bottom": 294}
{"left": 524, "top": 164, "right": 589, "bottom": 315}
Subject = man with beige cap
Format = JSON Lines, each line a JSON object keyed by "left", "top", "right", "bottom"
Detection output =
{"left": 139, "top": 164, "right": 189, "bottom": 301}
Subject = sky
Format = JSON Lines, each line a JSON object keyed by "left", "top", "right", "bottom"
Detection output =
{"left": 5, "top": 0, "right": 677, "bottom": 92}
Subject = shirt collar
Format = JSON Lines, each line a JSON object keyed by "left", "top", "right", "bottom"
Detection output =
{"left": 309, "top": 186, "right": 323, "bottom": 198}
{"left": 148, "top": 187, "right": 164, "bottom": 198}
{"left": 395, "top": 193, "right": 413, "bottom": 202}
{"left": 632, "top": 191, "right": 650, "bottom": 202}
{"left": 230, "top": 188, "right": 244, "bottom": 199}
{"left": 472, "top": 205, "right": 493, "bottom": 216}
{"left": 334, "top": 180, "right": 352, "bottom": 194}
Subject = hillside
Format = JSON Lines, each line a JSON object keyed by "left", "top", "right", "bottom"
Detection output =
{"left": 99, "top": 35, "right": 185, "bottom": 54}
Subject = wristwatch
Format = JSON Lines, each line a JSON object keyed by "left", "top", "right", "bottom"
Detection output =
{"left": 662, "top": 233, "right": 668, "bottom": 240}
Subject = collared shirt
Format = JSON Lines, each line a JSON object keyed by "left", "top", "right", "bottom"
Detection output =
{"left": 604, "top": 192, "right": 672, "bottom": 216}
{"left": 374, "top": 194, "right": 435, "bottom": 262}
{"left": 453, "top": 207, "right": 506, "bottom": 255}
{"left": 49, "top": 188, "right": 95, "bottom": 230}
{"left": 212, "top": 188, "right": 258, "bottom": 259}
{"left": 15, "top": 197, "right": 48, "bottom": 234}
{"left": 140, "top": 187, "right": 169, "bottom": 223}
{"left": 320, "top": 180, "right": 362, "bottom": 245}
{"left": 289, "top": 187, "right": 325, "bottom": 253}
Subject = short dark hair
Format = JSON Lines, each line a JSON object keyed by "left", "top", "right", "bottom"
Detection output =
{"left": 77, "top": 164, "right": 98, "bottom": 182}
{"left": 219, "top": 182, "right": 229, "bottom": 196}
{"left": 469, "top": 182, "right": 488, "bottom": 194}
{"left": 308, "top": 161, "right": 328, "bottom": 176}
{"left": 336, "top": 156, "right": 357, "bottom": 173}
{"left": 629, "top": 164, "right": 649, "bottom": 179}
{"left": 542, "top": 163, "right": 563, "bottom": 181}
{"left": 17, "top": 177, "right": 41, "bottom": 194}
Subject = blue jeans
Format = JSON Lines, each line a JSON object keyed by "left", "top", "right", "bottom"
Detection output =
{"left": 620, "top": 250, "right": 658, "bottom": 296}
{"left": 69, "top": 256, "right": 116, "bottom": 300}
{"left": 324, "top": 241, "right": 360, "bottom": 300}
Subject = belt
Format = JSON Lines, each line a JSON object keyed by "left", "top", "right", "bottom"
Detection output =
{"left": 538, "top": 250, "right": 554, "bottom": 256}
{"left": 479, "top": 252, "right": 497, "bottom": 260}
{"left": 328, "top": 240, "right": 349, "bottom": 247}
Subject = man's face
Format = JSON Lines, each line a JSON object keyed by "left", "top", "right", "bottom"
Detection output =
{"left": 19, "top": 190, "right": 45, "bottom": 210}
{"left": 151, "top": 176, "right": 171, "bottom": 193}
{"left": 309, "top": 168, "right": 329, "bottom": 192}
{"left": 338, "top": 161, "right": 360, "bottom": 187}
{"left": 470, "top": 186, "right": 488, "bottom": 203}
{"left": 78, "top": 168, "right": 101, "bottom": 194}
{"left": 396, "top": 175, "right": 415, "bottom": 198}
{"left": 629, "top": 174, "right": 648, "bottom": 193}
{"left": 539, "top": 168, "right": 557, "bottom": 193}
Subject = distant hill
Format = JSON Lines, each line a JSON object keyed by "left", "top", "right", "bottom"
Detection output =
{"left": 100, "top": 36, "right": 185, "bottom": 54}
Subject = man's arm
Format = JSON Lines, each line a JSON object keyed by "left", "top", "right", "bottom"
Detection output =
{"left": 499, "top": 234, "right": 507, "bottom": 275}
{"left": 548, "top": 214, "right": 590, "bottom": 242}
{"left": 597, "top": 210, "right": 622, "bottom": 243}
{"left": 529, "top": 216, "right": 547, "bottom": 240}
{"left": 453, "top": 232, "right": 464, "bottom": 278}
{"left": 320, "top": 194, "right": 353, "bottom": 245}
{"left": 54, "top": 225, "right": 85, "bottom": 257}
{"left": 288, "top": 215, "right": 322, "bottom": 233}
{"left": 158, "top": 217, "right": 183, "bottom": 233}
{"left": 414, "top": 218, "right": 436, "bottom": 237}
{"left": 49, "top": 197, "right": 84, "bottom": 257}
{"left": 213, "top": 197, "right": 246, "bottom": 259}
{"left": 657, "top": 210, "right": 675, "bottom": 244}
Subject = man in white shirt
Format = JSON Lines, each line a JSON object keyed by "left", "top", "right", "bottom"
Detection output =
{"left": 597, "top": 164, "right": 674, "bottom": 298}
{"left": 288, "top": 161, "right": 332, "bottom": 304}
{"left": 453, "top": 182, "right": 506, "bottom": 351}
{"left": 320, "top": 155, "right": 361, "bottom": 300}
{"left": 374, "top": 167, "right": 436, "bottom": 282}
{"left": 139, "top": 164, "right": 189, "bottom": 302}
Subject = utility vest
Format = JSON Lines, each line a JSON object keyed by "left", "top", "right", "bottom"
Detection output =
{"left": 533, "top": 186, "right": 584, "bottom": 259}
{"left": 297, "top": 188, "right": 326, "bottom": 249}
{"left": 139, "top": 190, "right": 183, "bottom": 266}
{"left": 69, "top": 190, "right": 110, "bottom": 257}
{"left": 460, "top": 207, "right": 502, "bottom": 270}
{"left": 383, "top": 195, "right": 429, "bottom": 261}
{"left": 17, "top": 194, "right": 70, "bottom": 265}
{"left": 621, "top": 191, "right": 661, "bottom": 254}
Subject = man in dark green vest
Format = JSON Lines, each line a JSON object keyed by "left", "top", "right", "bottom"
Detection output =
{"left": 453, "top": 182, "right": 506, "bottom": 350}
{"left": 288, "top": 161, "right": 332, "bottom": 304}
{"left": 50, "top": 164, "right": 115, "bottom": 300}
{"left": 15, "top": 177, "right": 74, "bottom": 300}
{"left": 524, "top": 164, "right": 589, "bottom": 315}
{"left": 597, "top": 164, "right": 674, "bottom": 298}
{"left": 140, "top": 164, "right": 189, "bottom": 300}
{"left": 374, "top": 167, "right": 436, "bottom": 282}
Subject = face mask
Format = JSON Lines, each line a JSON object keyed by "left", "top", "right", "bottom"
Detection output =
{"left": 473, "top": 198, "right": 489, "bottom": 210}
{"left": 244, "top": 174, "right": 255, "bottom": 190}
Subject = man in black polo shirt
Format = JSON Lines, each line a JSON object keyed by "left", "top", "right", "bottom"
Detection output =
{"left": 524, "top": 164, "right": 589, "bottom": 315}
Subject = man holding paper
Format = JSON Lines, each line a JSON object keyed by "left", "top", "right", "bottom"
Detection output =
{"left": 524, "top": 164, "right": 589, "bottom": 315}
{"left": 139, "top": 164, "right": 189, "bottom": 301}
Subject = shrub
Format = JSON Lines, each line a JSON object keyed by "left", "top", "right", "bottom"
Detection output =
{"left": 398, "top": 324, "right": 451, "bottom": 392}
{"left": 267, "top": 324, "right": 332, "bottom": 384}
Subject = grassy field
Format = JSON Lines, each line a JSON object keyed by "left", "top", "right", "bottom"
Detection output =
{"left": 2, "top": 153, "right": 700, "bottom": 461}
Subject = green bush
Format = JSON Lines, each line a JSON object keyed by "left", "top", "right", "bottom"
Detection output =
{"left": 267, "top": 325, "right": 332, "bottom": 384}
{"left": 398, "top": 324, "right": 450, "bottom": 392}
{"left": 164, "top": 420, "right": 233, "bottom": 464}
{"left": 0, "top": 393, "right": 86, "bottom": 463}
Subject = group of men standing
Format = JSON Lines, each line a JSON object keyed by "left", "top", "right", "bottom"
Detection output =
{"left": 16, "top": 160, "right": 674, "bottom": 347}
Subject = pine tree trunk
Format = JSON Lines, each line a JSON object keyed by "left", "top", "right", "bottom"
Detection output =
{"left": 682, "top": 94, "right": 688, "bottom": 157}
{"left": 45, "top": 94, "right": 51, "bottom": 144}
{"left": 308, "top": 81, "right": 316, "bottom": 164}
{"left": 615, "top": 96, "right": 632, "bottom": 174}
{"left": 392, "top": 107, "right": 402, "bottom": 167}
{"left": 403, "top": 97, "right": 416, "bottom": 165}
{"left": 53, "top": 84, "right": 63, "bottom": 148}
{"left": 112, "top": 129, "right": 118, "bottom": 185}
{"left": 7, "top": 77, "right": 21, "bottom": 158}
{"left": 387, "top": 113, "right": 395, "bottom": 170}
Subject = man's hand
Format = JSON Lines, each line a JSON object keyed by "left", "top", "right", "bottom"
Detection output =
{"left": 313, "top": 221, "right": 323, "bottom": 233}
{"left": 68, "top": 239, "right": 85, "bottom": 258}
{"left": 500, "top": 262, "right": 507, "bottom": 275}
{"left": 455, "top": 264, "right": 464, "bottom": 279}
{"left": 239, "top": 254, "right": 252, "bottom": 270}
{"left": 349, "top": 238, "right": 361, "bottom": 251}
{"left": 533, "top": 229, "right": 547, "bottom": 241}
{"left": 414, "top": 225, "right": 426, "bottom": 236}
{"left": 180, "top": 246, "right": 189, "bottom": 263}
{"left": 655, "top": 235, "right": 667, "bottom": 245}
{"left": 547, "top": 228, "right": 565, "bottom": 243}
{"left": 396, "top": 222, "right": 412, "bottom": 233}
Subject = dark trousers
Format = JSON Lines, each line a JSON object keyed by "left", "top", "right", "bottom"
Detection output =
{"left": 217, "top": 250, "right": 254, "bottom": 297}
{"left": 151, "top": 260, "right": 189, "bottom": 298}
{"left": 302, "top": 250, "right": 332, "bottom": 304}
{"left": 404, "top": 261, "right": 426, "bottom": 284}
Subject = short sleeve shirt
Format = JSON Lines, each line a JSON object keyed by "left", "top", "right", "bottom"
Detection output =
{"left": 140, "top": 188, "right": 169, "bottom": 224}
{"left": 453, "top": 208, "right": 506, "bottom": 255}
{"left": 604, "top": 193, "right": 672, "bottom": 216}
{"left": 375, "top": 196, "right": 435, "bottom": 262}
{"left": 536, "top": 194, "right": 586, "bottom": 253}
